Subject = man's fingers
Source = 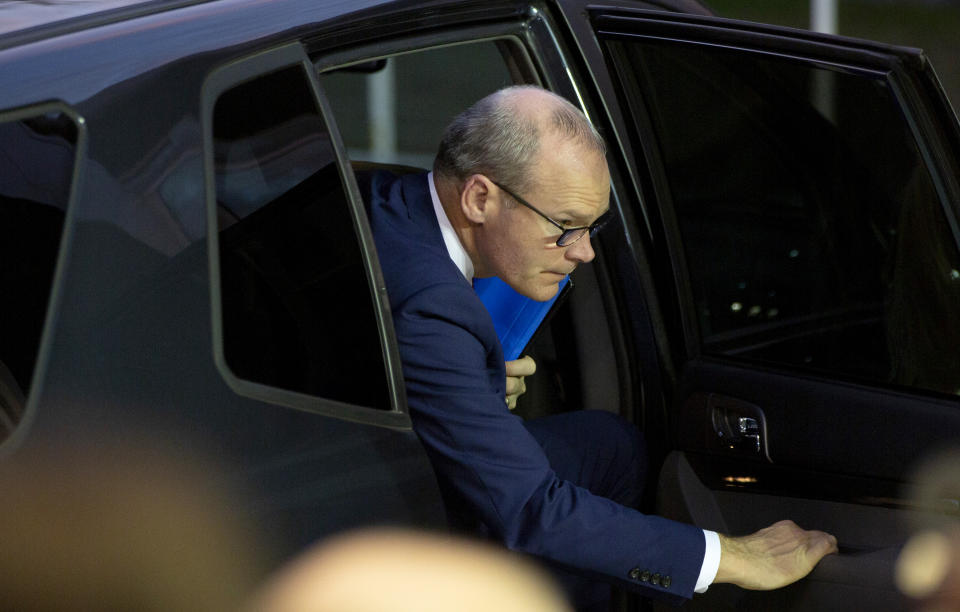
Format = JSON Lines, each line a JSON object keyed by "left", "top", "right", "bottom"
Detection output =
{"left": 716, "top": 520, "right": 839, "bottom": 590}
{"left": 767, "top": 521, "right": 838, "bottom": 565}
{"left": 807, "top": 531, "right": 839, "bottom": 560}
{"left": 505, "top": 356, "right": 536, "bottom": 377}
{"left": 505, "top": 376, "right": 526, "bottom": 396}
{"left": 776, "top": 521, "right": 837, "bottom": 560}
{"left": 504, "top": 356, "right": 534, "bottom": 411}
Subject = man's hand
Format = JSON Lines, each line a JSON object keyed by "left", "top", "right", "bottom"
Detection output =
{"left": 505, "top": 356, "right": 536, "bottom": 410}
{"left": 714, "top": 520, "right": 838, "bottom": 590}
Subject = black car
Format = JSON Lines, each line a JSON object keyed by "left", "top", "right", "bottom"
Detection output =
{"left": 1, "top": 0, "right": 958, "bottom": 609}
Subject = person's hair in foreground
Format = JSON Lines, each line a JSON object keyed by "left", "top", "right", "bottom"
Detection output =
{"left": 248, "top": 528, "right": 572, "bottom": 612}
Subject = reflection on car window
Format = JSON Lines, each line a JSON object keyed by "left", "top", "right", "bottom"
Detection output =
{"left": 606, "top": 39, "right": 960, "bottom": 395}
{"left": 212, "top": 64, "right": 392, "bottom": 409}
{"left": 0, "top": 111, "right": 75, "bottom": 439}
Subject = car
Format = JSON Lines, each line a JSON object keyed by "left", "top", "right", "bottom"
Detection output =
{"left": 1, "top": 0, "right": 958, "bottom": 609}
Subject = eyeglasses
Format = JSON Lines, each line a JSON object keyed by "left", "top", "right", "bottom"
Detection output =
{"left": 492, "top": 180, "right": 609, "bottom": 247}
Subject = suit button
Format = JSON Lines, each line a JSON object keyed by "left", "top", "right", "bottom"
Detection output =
{"left": 662, "top": 575, "right": 672, "bottom": 588}
{"left": 628, "top": 567, "right": 641, "bottom": 580}
{"left": 651, "top": 573, "right": 661, "bottom": 586}
{"left": 640, "top": 570, "right": 651, "bottom": 582}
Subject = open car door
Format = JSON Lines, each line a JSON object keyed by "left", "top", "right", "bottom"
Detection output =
{"left": 584, "top": 7, "right": 960, "bottom": 610}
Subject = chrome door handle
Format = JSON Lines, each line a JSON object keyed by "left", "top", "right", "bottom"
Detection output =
{"left": 707, "top": 395, "right": 769, "bottom": 459}
{"left": 737, "top": 417, "right": 761, "bottom": 453}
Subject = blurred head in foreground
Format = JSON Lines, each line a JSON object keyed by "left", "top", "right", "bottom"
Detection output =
{"left": 249, "top": 528, "right": 572, "bottom": 612}
{"left": 0, "top": 433, "right": 266, "bottom": 612}
{"left": 895, "top": 448, "right": 960, "bottom": 610}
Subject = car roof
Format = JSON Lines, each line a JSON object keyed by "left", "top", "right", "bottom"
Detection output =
{"left": 0, "top": 0, "right": 173, "bottom": 35}
{"left": 0, "top": 0, "right": 710, "bottom": 42}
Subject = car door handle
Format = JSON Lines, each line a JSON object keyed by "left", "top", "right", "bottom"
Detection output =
{"left": 735, "top": 416, "right": 761, "bottom": 453}
{"left": 708, "top": 394, "right": 770, "bottom": 460}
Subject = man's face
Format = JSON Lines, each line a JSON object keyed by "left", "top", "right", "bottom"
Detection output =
{"left": 476, "top": 136, "right": 611, "bottom": 302}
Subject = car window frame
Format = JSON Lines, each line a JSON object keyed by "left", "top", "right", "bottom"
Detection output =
{"left": 202, "top": 41, "right": 411, "bottom": 429}
{"left": 0, "top": 101, "right": 86, "bottom": 456}
{"left": 311, "top": 26, "right": 539, "bottom": 85}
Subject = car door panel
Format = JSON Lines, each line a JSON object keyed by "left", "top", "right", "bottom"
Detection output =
{"left": 658, "top": 452, "right": 909, "bottom": 610}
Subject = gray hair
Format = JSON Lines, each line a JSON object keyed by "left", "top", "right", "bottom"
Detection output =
{"left": 433, "top": 85, "right": 606, "bottom": 193}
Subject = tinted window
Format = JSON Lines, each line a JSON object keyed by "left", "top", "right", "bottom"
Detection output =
{"left": 606, "top": 39, "right": 960, "bottom": 394}
{"left": 213, "top": 65, "right": 391, "bottom": 409}
{"left": 0, "top": 111, "right": 76, "bottom": 437}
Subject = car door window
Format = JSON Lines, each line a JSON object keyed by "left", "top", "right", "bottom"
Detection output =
{"left": 207, "top": 48, "right": 399, "bottom": 416}
{"left": 320, "top": 40, "right": 517, "bottom": 169}
{"left": 603, "top": 34, "right": 960, "bottom": 395}
{"left": 0, "top": 108, "right": 77, "bottom": 440}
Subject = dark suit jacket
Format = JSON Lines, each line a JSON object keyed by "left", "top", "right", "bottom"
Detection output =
{"left": 365, "top": 171, "right": 706, "bottom": 603}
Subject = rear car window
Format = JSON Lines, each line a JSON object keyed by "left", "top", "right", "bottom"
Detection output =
{"left": 0, "top": 110, "right": 76, "bottom": 439}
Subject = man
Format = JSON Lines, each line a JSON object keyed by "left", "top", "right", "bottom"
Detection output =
{"left": 364, "top": 85, "right": 836, "bottom": 609}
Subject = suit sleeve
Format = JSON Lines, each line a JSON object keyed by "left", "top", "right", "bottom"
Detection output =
{"left": 392, "top": 281, "right": 706, "bottom": 603}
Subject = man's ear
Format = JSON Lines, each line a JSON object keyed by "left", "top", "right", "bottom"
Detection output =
{"left": 461, "top": 175, "right": 494, "bottom": 224}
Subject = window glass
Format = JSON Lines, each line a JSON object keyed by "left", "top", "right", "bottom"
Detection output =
{"left": 606, "top": 38, "right": 960, "bottom": 394}
{"left": 0, "top": 111, "right": 75, "bottom": 438}
{"left": 321, "top": 41, "right": 515, "bottom": 169}
{"left": 213, "top": 64, "right": 391, "bottom": 409}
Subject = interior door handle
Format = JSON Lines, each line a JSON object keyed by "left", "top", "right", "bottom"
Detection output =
{"left": 708, "top": 394, "right": 770, "bottom": 460}
{"left": 736, "top": 416, "right": 761, "bottom": 453}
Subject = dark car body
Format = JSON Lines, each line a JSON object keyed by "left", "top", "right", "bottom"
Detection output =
{"left": 2, "top": 0, "right": 959, "bottom": 609}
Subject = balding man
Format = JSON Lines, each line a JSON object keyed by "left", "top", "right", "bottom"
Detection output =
{"left": 363, "top": 85, "right": 836, "bottom": 610}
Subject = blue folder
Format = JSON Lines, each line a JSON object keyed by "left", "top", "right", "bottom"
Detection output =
{"left": 473, "top": 275, "right": 570, "bottom": 361}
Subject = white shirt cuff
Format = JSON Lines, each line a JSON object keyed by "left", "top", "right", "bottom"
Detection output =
{"left": 695, "top": 530, "right": 721, "bottom": 593}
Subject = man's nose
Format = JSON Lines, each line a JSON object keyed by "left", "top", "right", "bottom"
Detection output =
{"left": 566, "top": 232, "right": 595, "bottom": 264}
